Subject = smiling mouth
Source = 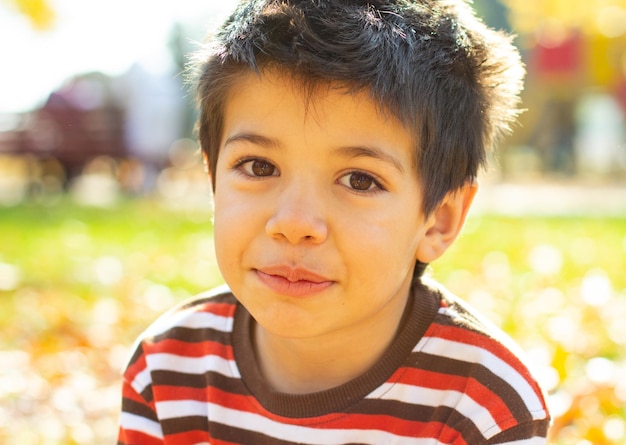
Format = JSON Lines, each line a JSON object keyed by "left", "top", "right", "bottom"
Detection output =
{"left": 255, "top": 267, "right": 333, "bottom": 298}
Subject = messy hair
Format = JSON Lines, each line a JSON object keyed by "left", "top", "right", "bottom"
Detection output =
{"left": 193, "top": 0, "right": 524, "bottom": 215}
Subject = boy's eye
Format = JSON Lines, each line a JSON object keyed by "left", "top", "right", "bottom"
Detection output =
{"left": 239, "top": 159, "right": 278, "bottom": 177}
{"left": 339, "top": 171, "right": 384, "bottom": 192}
{"left": 349, "top": 172, "right": 374, "bottom": 190}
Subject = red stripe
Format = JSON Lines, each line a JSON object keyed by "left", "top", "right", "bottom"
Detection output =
{"left": 429, "top": 323, "right": 509, "bottom": 353}
{"left": 151, "top": 338, "right": 234, "bottom": 360}
{"left": 118, "top": 427, "right": 164, "bottom": 445}
{"left": 122, "top": 380, "right": 149, "bottom": 404}
{"left": 427, "top": 322, "right": 544, "bottom": 399}
{"left": 198, "top": 301, "right": 237, "bottom": 317}
{"left": 124, "top": 350, "right": 149, "bottom": 382}
{"left": 395, "top": 367, "right": 516, "bottom": 427}
{"left": 424, "top": 325, "right": 533, "bottom": 378}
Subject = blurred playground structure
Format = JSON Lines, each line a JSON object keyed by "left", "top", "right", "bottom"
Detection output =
{"left": 0, "top": 0, "right": 625, "bottom": 209}
{"left": 504, "top": 0, "right": 626, "bottom": 181}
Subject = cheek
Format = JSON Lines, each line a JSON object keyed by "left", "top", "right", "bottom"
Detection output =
{"left": 212, "top": 194, "right": 247, "bottom": 262}
{"left": 213, "top": 189, "right": 255, "bottom": 229}
{"left": 212, "top": 218, "right": 233, "bottom": 274}
{"left": 341, "top": 215, "right": 422, "bottom": 265}
{"left": 212, "top": 190, "right": 269, "bottom": 260}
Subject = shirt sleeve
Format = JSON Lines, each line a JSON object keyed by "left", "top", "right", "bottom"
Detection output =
{"left": 117, "top": 344, "right": 164, "bottom": 445}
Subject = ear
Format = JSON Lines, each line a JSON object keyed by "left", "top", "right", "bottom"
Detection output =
{"left": 415, "top": 181, "right": 478, "bottom": 263}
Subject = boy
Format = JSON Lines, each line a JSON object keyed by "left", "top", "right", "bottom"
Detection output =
{"left": 118, "top": 0, "right": 551, "bottom": 443}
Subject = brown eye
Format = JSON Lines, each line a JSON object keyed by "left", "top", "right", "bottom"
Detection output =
{"left": 249, "top": 159, "right": 276, "bottom": 176}
{"left": 349, "top": 172, "right": 374, "bottom": 191}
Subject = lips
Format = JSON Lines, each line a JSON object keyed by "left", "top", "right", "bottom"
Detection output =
{"left": 255, "top": 266, "right": 333, "bottom": 297}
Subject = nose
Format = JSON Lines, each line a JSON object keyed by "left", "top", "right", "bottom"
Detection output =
{"left": 265, "top": 181, "right": 328, "bottom": 244}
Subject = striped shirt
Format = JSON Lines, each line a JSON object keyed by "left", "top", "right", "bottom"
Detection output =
{"left": 118, "top": 280, "right": 550, "bottom": 444}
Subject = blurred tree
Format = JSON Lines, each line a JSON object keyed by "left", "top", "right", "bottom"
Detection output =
{"left": 503, "top": 0, "right": 626, "bottom": 88}
{"left": 503, "top": 0, "right": 626, "bottom": 37}
{"left": 497, "top": 0, "right": 626, "bottom": 178}
{"left": 2, "top": 0, "right": 55, "bottom": 30}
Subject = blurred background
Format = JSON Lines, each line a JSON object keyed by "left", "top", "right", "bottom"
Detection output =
{"left": 0, "top": 0, "right": 624, "bottom": 443}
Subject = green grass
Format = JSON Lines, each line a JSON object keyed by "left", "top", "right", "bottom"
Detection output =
{"left": 0, "top": 198, "right": 625, "bottom": 444}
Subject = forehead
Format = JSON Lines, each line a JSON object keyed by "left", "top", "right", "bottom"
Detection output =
{"left": 223, "top": 65, "right": 411, "bottom": 118}
{"left": 221, "top": 69, "right": 417, "bottom": 165}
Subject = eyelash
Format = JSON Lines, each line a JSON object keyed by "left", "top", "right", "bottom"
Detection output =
{"left": 231, "top": 157, "right": 387, "bottom": 194}
{"left": 338, "top": 170, "right": 387, "bottom": 194}
{"left": 232, "top": 157, "right": 279, "bottom": 178}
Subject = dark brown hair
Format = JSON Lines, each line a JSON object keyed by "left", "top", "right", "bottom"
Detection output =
{"left": 193, "top": 0, "right": 524, "bottom": 215}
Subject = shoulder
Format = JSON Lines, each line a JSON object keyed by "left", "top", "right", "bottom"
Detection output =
{"left": 410, "top": 279, "right": 551, "bottom": 441}
{"left": 123, "top": 285, "right": 239, "bottom": 372}
{"left": 120, "top": 285, "right": 241, "bottom": 409}
{"left": 426, "top": 282, "right": 538, "bottom": 380}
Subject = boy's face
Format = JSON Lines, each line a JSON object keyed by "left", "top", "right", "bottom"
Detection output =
{"left": 212, "top": 70, "right": 433, "bottom": 341}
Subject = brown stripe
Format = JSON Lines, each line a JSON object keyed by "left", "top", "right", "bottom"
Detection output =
{"left": 152, "top": 370, "right": 248, "bottom": 395}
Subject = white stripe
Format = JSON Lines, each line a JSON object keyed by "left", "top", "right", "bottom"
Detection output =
{"left": 131, "top": 366, "right": 153, "bottom": 395}
{"left": 375, "top": 383, "right": 501, "bottom": 436}
{"left": 143, "top": 284, "right": 234, "bottom": 337}
{"left": 148, "top": 310, "right": 234, "bottom": 337}
{"left": 146, "top": 353, "right": 240, "bottom": 378}
{"left": 119, "top": 412, "right": 164, "bottom": 439}
{"left": 178, "top": 311, "right": 234, "bottom": 331}
{"left": 417, "top": 336, "right": 546, "bottom": 416}
{"left": 157, "top": 400, "right": 208, "bottom": 419}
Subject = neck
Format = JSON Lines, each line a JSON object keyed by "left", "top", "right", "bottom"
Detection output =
{"left": 253, "top": 295, "right": 410, "bottom": 394}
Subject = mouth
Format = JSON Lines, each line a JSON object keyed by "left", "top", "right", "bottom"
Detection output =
{"left": 254, "top": 266, "right": 333, "bottom": 298}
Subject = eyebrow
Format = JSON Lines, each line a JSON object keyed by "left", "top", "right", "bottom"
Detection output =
{"left": 223, "top": 133, "right": 281, "bottom": 150}
{"left": 223, "top": 133, "right": 405, "bottom": 173}
{"left": 334, "top": 145, "right": 405, "bottom": 173}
